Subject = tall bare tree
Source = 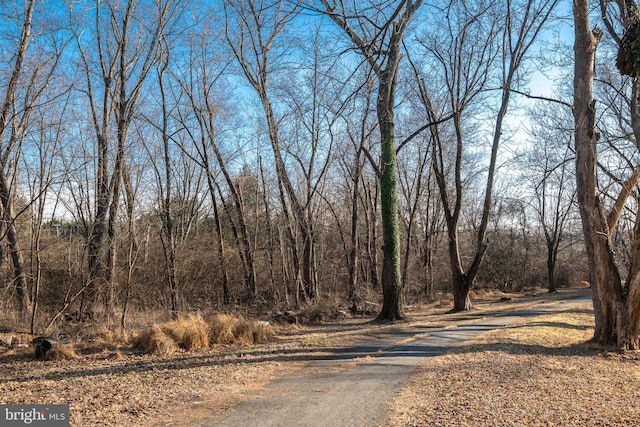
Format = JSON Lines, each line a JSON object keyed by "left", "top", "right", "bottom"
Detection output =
{"left": 573, "top": 0, "right": 640, "bottom": 349}
{"left": 71, "top": 0, "right": 180, "bottom": 316}
{"left": 224, "top": 0, "right": 322, "bottom": 302}
{"left": 0, "top": 0, "right": 68, "bottom": 316}
{"left": 317, "top": 0, "right": 423, "bottom": 320}
{"left": 416, "top": 0, "right": 558, "bottom": 311}
{"left": 149, "top": 41, "right": 180, "bottom": 317}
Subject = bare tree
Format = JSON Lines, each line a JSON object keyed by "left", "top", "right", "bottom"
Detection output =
{"left": 0, "top": 0, "right": 68, "bottom": 317}
{"left": 224, "top": 0, "right": 322, "bottom": 302}
{"left": 572, "top": 0, "right": 640, "bottom": 349}
{"left": 146, "top": 41, "right": 180, "bottom": 317}
{"left": 414, "top": 0, "right": 497, "bottom": 311}
{"left": 524, "top": 106, "right": 576, "bottom": 293}
{"left": 71, "top": 0, "right": 180, "bottom": 317}
{"left": 415, "top": 0, "right": 558, "bottom": 311}
{"left": 317, "top": 0, "right": 423, "bottom": 320}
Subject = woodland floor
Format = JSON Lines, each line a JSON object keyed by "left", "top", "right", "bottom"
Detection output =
{"left": 1, "top": 287, "right": 638, "bottom": 426}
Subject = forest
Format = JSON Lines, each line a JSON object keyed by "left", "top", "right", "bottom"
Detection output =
{"left": 0, "top": 0, "right": 639, "bottom": 350}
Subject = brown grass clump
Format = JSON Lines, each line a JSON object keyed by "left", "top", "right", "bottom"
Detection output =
{"left": 231, "top": 319, "right": 254, "bottom": 345}
{"left": 161, "top": 314, "right": 209, "bottom": 351}
{"left": 208, "top": 314, "right": 238, "bottom": 345}
{"left": 252, "top": 321, "right": 276, "bottom": 344}
{"left": 133, "top": 324, "right": 178, "bottom": 356}
{"left": 209, "top": 314, "right": 275, "bottom": 345}
{"left": 44, "top": 344, "right": 80, "bottom": 361}
{"left": 133, "top": 314, "right": 209, "bottom": 355}
{"left": 133, "top": 313, "right": 275, "bottom": 354}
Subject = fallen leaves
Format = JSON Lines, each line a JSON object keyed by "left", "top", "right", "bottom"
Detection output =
{"left": 388, "top": 303, "right": 640, "bottom": 426}
{"left": 0, "top": 349, "right": 285, "bottom": 426}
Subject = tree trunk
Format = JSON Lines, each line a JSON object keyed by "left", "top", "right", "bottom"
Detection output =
{"left": 377, "top": 83, "right": 403, "bottom": 321}
{"left": 302, "top": 223, "right": 318, "bottom": 300}
{"left": 259, "top": 157, "right": 277, "bottom": 302}
{"left": 452, "top": 275, "right": 473, "bottom": 312}
{"left": 422, "top": 233, "right": 434, "bottom": 297}
{"left": 446, "top": 217, "right": 473, "bottom": 312}
{"left": 211, "top": 192, "right": 230, "bottom": 305}
{"left": 347, "top": 158, "right": 361, "bottom": 305}
{"left": 547, "top": 240, "right": 558, "bottom": 293}
{"left": 573, "top": 0, "right": 629, "bottom": 347}
{"left": 0, "top": 170, "right": 29, "bottom": 315}
{"left": 364, "top": 181, "right": 380, "bottom": 290}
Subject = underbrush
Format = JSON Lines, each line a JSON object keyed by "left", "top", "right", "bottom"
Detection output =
{"left": 1, "top": 310, "right": 277, "bottom": 359}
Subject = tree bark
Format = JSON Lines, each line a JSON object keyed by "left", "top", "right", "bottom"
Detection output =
{"left": 573, "top": 0, "right": 629, "bottom": 347}
{"left": 453, "top": 276, "right": 473, "bottom": 312}
{"left": 546, "top": 241, "right": 558, "bottom": 293}
{"left": 377, "top": 92, "right": 403, "bottom": 320}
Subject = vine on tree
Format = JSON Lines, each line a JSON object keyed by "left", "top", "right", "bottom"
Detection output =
{"left": 617, "top": 0, "right": 640, "bottom": 77}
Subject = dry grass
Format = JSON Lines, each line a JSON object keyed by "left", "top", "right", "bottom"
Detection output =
{"left": 208, "top": 313, "right": 275, "bottom": 345}
{"left": 132, "top": 313, "right": 275, "bottom": 355}
{"left": 208, "top": 313, "right": 239, "bottom": 345}
{"left": 133, "top": 314, "right": 209, "bottom": 355}
{"left": 43, "top": 344, "right": 80, "bottom": 361}
{"left": 388, "top": 302, "right": 640, "bottom": 426}
{"left": 132, "top": 324, "right": 179, "bottom": 356}
{"left": 161, "top": 314, "right": 209, "bottom": 350}
{"left": 251, "top": 321, "right": 276, "bottom": 344}
{"left": 96, "top": 327, "right": 129, "bottom": 346}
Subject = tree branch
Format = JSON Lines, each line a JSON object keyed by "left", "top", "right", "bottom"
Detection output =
{"left": 507, "top": 87, "right": 574, "bottom": 110}
{"left": 396, "top": 110, "right": 459, "bottom": 153}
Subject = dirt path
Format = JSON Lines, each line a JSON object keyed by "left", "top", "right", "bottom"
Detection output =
{"left": 164, "top": 293, "right": 592, "bottom": 427}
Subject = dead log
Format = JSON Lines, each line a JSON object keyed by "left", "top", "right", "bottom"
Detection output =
{"left": 32, "top": 336, "right": 57, "bottom": 360}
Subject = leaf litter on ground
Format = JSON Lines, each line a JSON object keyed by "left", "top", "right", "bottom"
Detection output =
{"left": 388, "top": 302, "right": 640, "bottom": 427}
